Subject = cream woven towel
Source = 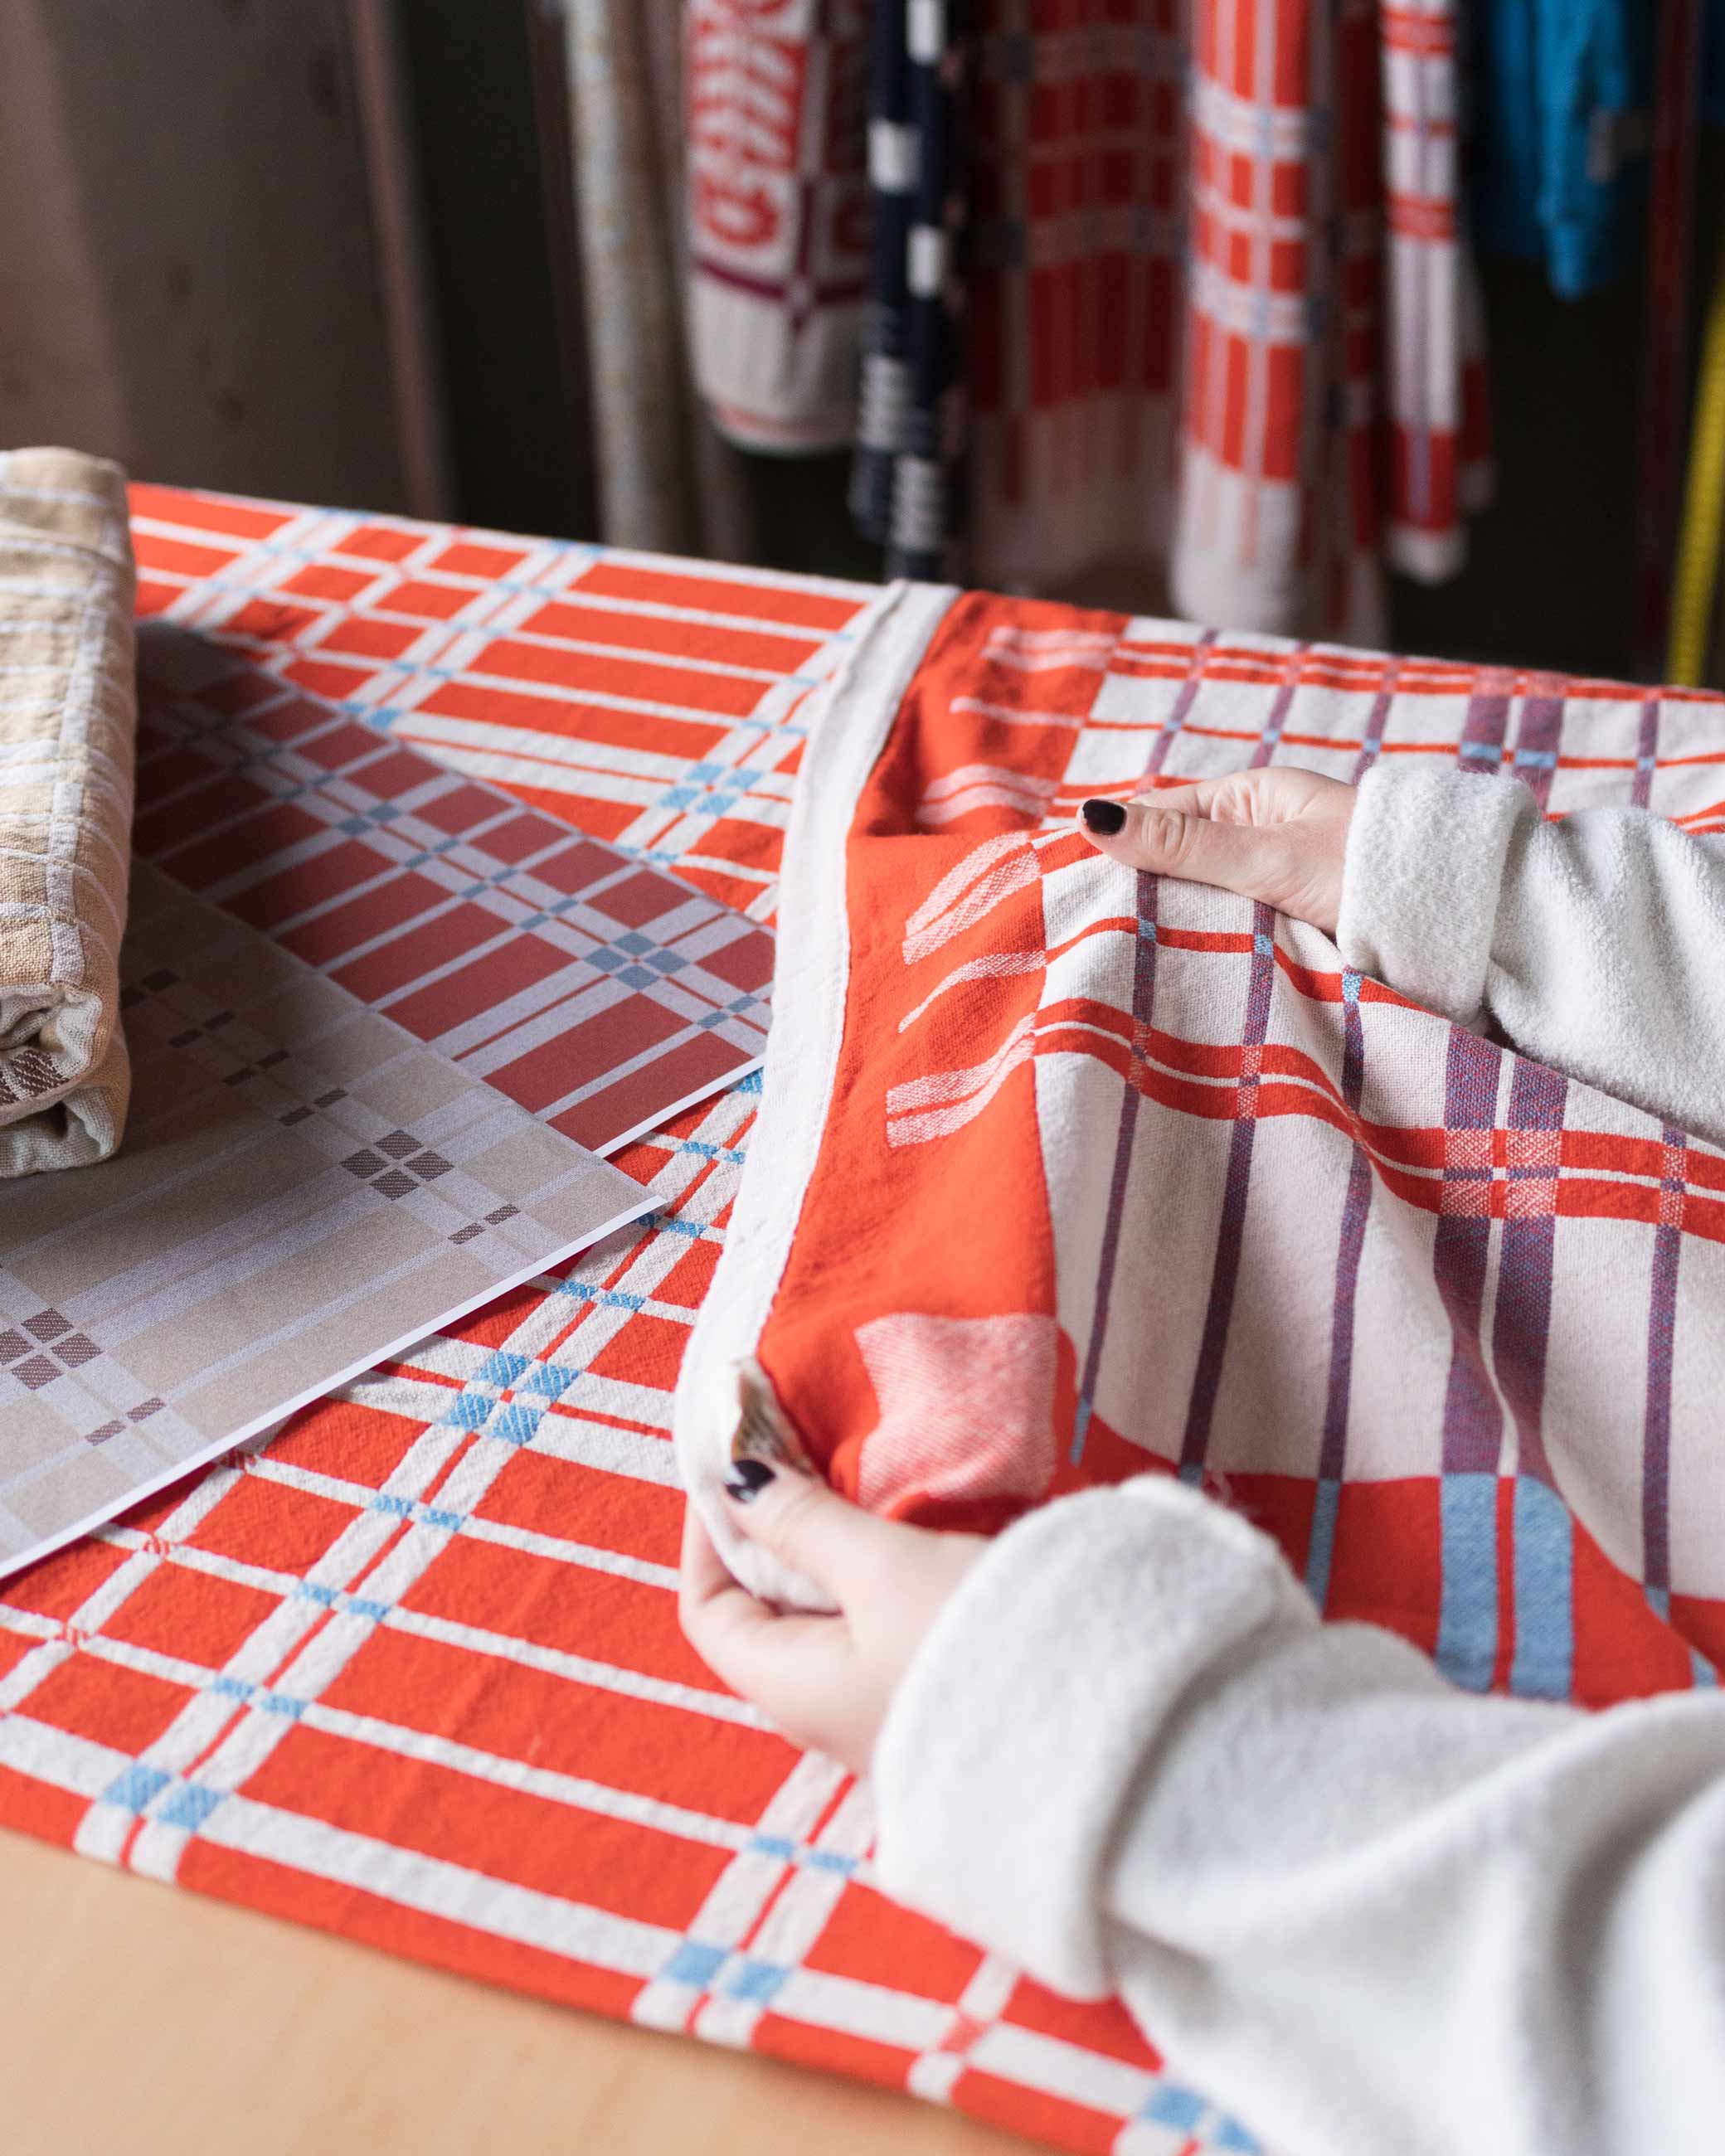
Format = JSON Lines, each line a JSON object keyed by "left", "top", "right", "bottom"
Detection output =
{"left": 0, "top": 448, "right": 136, "bottom": 1177}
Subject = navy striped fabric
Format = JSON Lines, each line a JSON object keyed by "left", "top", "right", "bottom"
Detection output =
{"left": 850, "top": 0, "right": 969, "bottom": 579}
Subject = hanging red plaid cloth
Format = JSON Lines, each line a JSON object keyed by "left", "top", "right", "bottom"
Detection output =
{"left": 966, "top": 0, "right": 1489, "bottom": 637}
{"left": 685, "top": 0, "right": 874, "bottom": 453}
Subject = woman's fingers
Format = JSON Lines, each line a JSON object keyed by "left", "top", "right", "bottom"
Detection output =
{"left": 678, "top": 1501, "right": 854, "bottom": 1739}
{"left": 1080, "top": 794, "right": 1303, "bottom": 908}
{"left": 678, "top": 1483, "right": 989, "bottom": 1777}
{"left": 1076, "top": 768, "right": 1355, "bottom": 932}
{"left": 722, "top": 1459, "right": 910, "bottom": 1604}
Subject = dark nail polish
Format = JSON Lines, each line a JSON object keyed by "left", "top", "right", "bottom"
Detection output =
{"left": 724, "top": 1458, "right": 775, "bottom": 1503}
{"left": 1081, "top": 797, "right": 1125, "bottom": 836}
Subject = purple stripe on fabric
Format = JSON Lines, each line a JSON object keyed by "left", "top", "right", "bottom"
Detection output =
{"left": 1348, "top": 663, "right": 1402, "bottom": 784}
{"left": 1143, "top": 629, "right": 1217, "bottom": 777}
{"left": 1491, "top": 1056, "right": 1567, "bottom": 1488}
{"left": 1308, "top": 967, "right": 1373, "bottom": 1607}
{"left": 1248, "top": 648, "right": 1308, "bottom": 769}
{"left": 1317, "top": 970, "right": 1372, "bottom": 1486}
{"left": 1457, "top": 676, "right": 1511, "bottom": 775}
{"left": 1178, "top": 904, "right": 1278, "bottom": 1479}
{"left": 1493, "top": 1056, "right": 1572, "bottom": 1702}
{"left": 1510, "top": 691, "right": 1564, "bottom": 811}
{"left": 1070, "top": 874, "right": 1161, "bottom": 1465}
{"left": 1642, "top": 1126, "right": 1686, "bottom": 1593}
{"left": 1633, "top": 696, "right": 1662, "bottom": 809}
{"left": 1434, "top": 1027, "right": 1505, "bottom": 1474}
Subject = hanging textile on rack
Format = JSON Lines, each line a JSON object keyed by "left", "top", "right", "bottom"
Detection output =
{"left": 1470, "top": 0, "right": 1653, "bottom": 301}
{"left": 685, "top": 0, "right": 872, "bottom": 453}
{"left": 683, "top": 0, "right": 1489, "bottom": 637}
{"left": 564, "top": 0, "right": 704, "bottom": 550}
{"left": 849, "top": 0, "right": 969, "bottom": 577}
{"left": 960, "top": 0, "right": 1487, "bottom": 639}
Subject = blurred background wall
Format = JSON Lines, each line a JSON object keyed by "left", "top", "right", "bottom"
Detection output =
{"left": 0, "top": 0, "right": 406, "bottom": 508}
{"left": 0, "top": 0, "right": 1716, "bottom": 684}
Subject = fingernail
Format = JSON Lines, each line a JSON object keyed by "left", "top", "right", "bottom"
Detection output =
{"left": 724, "top": 1459, "right": 775, "bottom": 1503}
{"left": 1081, "top": 797, "right": 1125, "bottom": 836}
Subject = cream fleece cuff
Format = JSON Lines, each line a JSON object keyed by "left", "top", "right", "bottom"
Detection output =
{"left": 1337, "top": 762, "right": 1532, "bottom": 1026}
{"left": 870, "top": 1474, "right": 1316, "bottom": 2000}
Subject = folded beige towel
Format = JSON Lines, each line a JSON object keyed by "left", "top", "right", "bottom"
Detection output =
{"left": 0, "top": 448, "right": 136, "bottom": 1176}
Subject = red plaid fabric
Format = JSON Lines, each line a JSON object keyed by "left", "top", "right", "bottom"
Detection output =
{"left": 3, "top": 488, "right": 1720, "bottom": 2156}
{"left": 966, "top": 0, "right": 1487, "bottom": 633}
{"left": 686, "top": 0, "right": 872, "bottom": 451}
{"left": 683, "top": 590, "right": 1725, "bottom": 1742}
{"left": 132, "top": 639, "right": 773, "bottom": 1156}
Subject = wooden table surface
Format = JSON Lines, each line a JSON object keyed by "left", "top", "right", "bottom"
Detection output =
{"left": 2, "top": 1828, "right": 1036, "bottom": 2156}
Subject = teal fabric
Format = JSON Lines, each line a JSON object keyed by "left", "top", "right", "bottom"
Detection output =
{"left": 1470, "top": 0, "right": 1650, "bottom": 299}
{"left": 1470, "top": 0, "right": 1723, "bottom": 301}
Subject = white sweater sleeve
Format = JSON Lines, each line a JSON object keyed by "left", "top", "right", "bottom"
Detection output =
{"left": 872, "top": 1477, "right": 1725, "bottom": 2156}
{"left": 1335, "top": 763, "right": 1725, "bottom": 1150}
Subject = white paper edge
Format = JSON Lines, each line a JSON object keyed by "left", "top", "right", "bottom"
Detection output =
{"left": 0, "top": 1186, "right": 657, "bottom": 1585}
{"left": 592, "top": 1056, "right": 764, "bottom": 1158}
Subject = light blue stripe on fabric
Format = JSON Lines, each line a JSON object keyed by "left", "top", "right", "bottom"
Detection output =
{"left": 746, "top": 1835, "right": 855, "bottom": 1875}
{"left": 477, "top": 1350, "right": 532, "bottom": 1386}
{"left": 1141, "top": 2083, "right": 1205, "bottom": 2130}
{"left": 156, "top": 1781, "right": 226, "bottom": 1833}
{"left": 660, "top": 1939, "right": 725, "bottom": 1988}
{"left": 487, "top": 1401, "right": 545, "bottom": 1447}
{"left": 1304, "top": 1477, "right": 1341, "bottom": 1609}
{"left": 102, "top": 1763, "right": 170, "bottom": 1814}
{"left": 1067, "top": 1396, "right": 1093, "bottom": 1468}
{"left": 723, "top": 1957, "right": 788, "bottom": 2003}
{"left": 1647, "top": 1585, "right": 1720, "bottom": 1691}
{"left": 1436, "top": 1473, "right": 1499, "bottom": 1692}
{"left": 1509, "top": 1475, "right": 1574, "bottom": 1700}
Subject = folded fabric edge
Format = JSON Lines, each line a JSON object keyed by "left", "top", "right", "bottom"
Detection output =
{"left": 671, "top": 579, "right": 959, "bottom": 1606}
{"left": 0, "top": 447, "right": 137, "bottom": 1177}
{"left": 0, "top": 1003, "right": 130, "bottom": 1177}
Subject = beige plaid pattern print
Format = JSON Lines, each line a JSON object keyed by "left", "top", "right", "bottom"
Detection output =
{"left": 0, "top": 447, "right": 136, "bottom": 1176}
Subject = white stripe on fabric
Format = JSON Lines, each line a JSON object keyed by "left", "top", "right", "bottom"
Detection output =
{"left": 907, "top": 225, "right": 950, "bottom": 299}
{"left": 868, "top": 119, "right": 920, "bottom": 192}
{"left": 907, "top": 0, "right": 947, "bottom": 64}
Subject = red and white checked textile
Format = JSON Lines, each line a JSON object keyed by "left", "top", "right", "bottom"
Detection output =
{"left": 131, "top": 634, "right": 772, "bottom": 1156}
{"left": 5, "top": 487, "right": 1723, "bottom": 2156}
{"left": 679, "top": 590, "right": 1725, "bottom": 1728}
{"left": 969, "top": 0, "right": 1488, "bottom": 633}
{"left": 686, "top": 0, "right": 872, "bottom": 452}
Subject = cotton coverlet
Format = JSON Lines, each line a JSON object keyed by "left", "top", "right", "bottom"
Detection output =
{"left": 4, "top": 488, "right": 1725, "bottom": 2156}
{"left": 0, "top": 449, "right": 137, "bottom": 1176}
{"left": 677, "top": 589, "right": 1725, "bottom": 1669}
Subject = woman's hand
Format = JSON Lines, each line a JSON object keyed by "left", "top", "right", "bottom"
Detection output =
{"left": 1077, "top": 767, "right": 1358, "bottom": 934}
{"left": 678, "top": 1467, "right": 987, "bottom": 1775}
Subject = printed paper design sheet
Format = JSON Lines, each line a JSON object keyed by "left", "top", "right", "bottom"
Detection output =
{"left": 0, "top": 863, "right": 650, "bottom": 1575}
{"left": 133, "top": 626, "right": 775, "bottom": 1155}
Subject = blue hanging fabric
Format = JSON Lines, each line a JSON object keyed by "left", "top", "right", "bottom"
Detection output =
{"left": 1471, "top": 0, "right": 1725, "bottom": 302}
{"left": 1470, "top": 0, "right": 1653, "bottom": 299}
